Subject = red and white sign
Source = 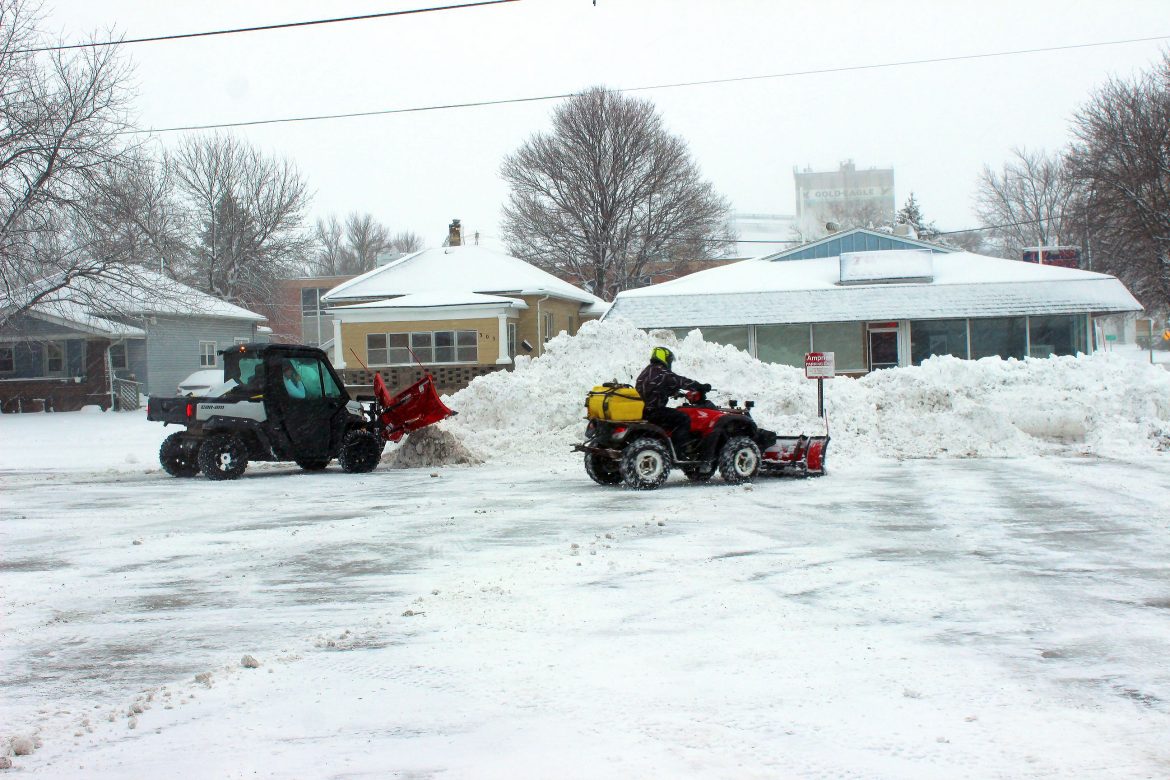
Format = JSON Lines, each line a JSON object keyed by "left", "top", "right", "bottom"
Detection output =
{"left": 805, "top": 352, "right": 835, "bottom": 379}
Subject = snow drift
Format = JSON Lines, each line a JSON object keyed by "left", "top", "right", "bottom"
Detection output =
{"left": 443, "top": 318, "right": 1170, "bottom": 464}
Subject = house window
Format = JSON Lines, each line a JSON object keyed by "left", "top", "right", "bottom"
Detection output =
{"left": 507, "top": 323, "right": 517, "bottom": 359}
{"left": 0, "top": 346, "right": 14, "bottom": 373}
{"left": 367, "top": 333, "right": 387, "bottom": 364}
{"left": 199, "top": 341, "right": 217, "bottom": 367}
{"left": 368, "top": 331, "right": 478, "bottom": 365}
{"left": 44, "top": 342, "right": 65, "bottom": 375}
{"left": 301, "top": 287, "right": 328, "bottom": 316}
{"left": 410, "top": 331, "right": 434, "bottom": 363}
{"left": 455, "top": 330, "right": 477, "bottom": 362}
{"left": 543, "top": 312, "right": 554, "bottom": 342}
{"left": 109, "top": 342, "right": 128, "bottom": 370}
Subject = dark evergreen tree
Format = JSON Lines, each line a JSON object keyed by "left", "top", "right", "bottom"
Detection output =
{"left": 895, "top": 192, "right": 939, "bottom": 240}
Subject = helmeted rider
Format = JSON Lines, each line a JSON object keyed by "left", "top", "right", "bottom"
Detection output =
{"left": 635, "top": 346, "right": 711, "bottom": 455}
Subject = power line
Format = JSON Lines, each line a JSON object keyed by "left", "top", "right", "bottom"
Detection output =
{"left": 15, "top": 0, "right": 520, "bottom": 54}
{"left": 125, "top": 32, "right": 1170, "bottom": 135}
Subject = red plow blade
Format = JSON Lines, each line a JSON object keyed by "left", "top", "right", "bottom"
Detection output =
{"left": 373, "top": 373, "right": 456, "bottom": 442}
{"left": 760, "top": 434, "right": 829, "bottom": 477}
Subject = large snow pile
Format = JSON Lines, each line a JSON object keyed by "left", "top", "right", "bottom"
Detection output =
{"left": 443, "top": 318, "right": 1170, "bottom": 464}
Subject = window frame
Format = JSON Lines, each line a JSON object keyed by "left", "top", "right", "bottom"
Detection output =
{"left": 109, "top": 342, "right": 129, "bottom": 370}
{"left": 199, "top": 341, "right": 217, "bottom": 368}
{"left": 0, "top": 345, "right": 14, "bottom": 374}
{"left": 364, "top": 330, "right": 480, "bottom": 366}
{"left": 507, "top": 323, "right": 517, "bottom": 359}
{"left": 43, "top": 341, "right": 66, "bottom": 376}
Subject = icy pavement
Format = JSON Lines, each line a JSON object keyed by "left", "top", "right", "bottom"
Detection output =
{"left": 3, "top": 451, "right": 1170, "bottom": 778}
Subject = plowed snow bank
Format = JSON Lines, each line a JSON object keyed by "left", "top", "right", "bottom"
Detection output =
{"left": 443, "top": 318, "right": 1170, "bottom": 464}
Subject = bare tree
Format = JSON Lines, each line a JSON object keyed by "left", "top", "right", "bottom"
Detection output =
{"left": 388, "top": 229, "right": 425, "bottom": 254}
{"left": 500, "top": 86, "right": 731, "bottom": 299}
{"left": 343, "top": 212, "right": 389, "bottom": 271}
{"left": 307, "top": 212, "right": 407, "bottom": 275}
{"left": 974, "top": 148, "right": 1079, "bottom": 260}
{"left": 0, "top": 0, "right": 139, "bottom": 326}
{"left": 168, "top": 133, "right": 311, "bottom": 307}
{"left": 1067, "top": 51, "right": 1170, "bottom": 312}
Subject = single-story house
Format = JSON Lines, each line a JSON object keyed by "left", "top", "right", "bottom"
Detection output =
{"left": 604, "top": 228, "right": 1143, "bottom": 374}
{"left": 321, "top": 232, "right": 607, "bottom": 393}
{"left": 0, "top": 269, "right": 267, "bottom": 411}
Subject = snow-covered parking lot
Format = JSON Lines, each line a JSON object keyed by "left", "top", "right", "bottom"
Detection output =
{"left": 3, "top": 413, "right": 1170, "bottom": 778}
{"left": 4, "top": 323, "right": 1170, "bottom": 777}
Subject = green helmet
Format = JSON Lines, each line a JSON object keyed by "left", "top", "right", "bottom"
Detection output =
{"left": 650, "top": 346, "right": 674, "bottom": 369}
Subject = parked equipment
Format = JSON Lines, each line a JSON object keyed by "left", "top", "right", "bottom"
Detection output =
{"left": 575, "top": 385, "right": 828, "bottom": 489}
{"left": 147, "top": 343, "right": 454, "bottom": 480}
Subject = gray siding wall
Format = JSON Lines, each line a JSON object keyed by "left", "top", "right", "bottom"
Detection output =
{"left": 144, "top": 316, "right": 259, "bottom": 397}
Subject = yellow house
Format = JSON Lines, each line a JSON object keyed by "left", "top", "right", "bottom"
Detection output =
{"left": 322, "top": 241, "right": 607, "bottom": 392}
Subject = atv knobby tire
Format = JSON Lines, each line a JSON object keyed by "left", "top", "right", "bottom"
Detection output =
{"left": 198, "top": 433, "right": 249, "bottom": 480}
{"left": 620, "top": 437, "right": 671, "bottom": 490}
{"left": 339, "top": 430, "right": 383, "bottom": 473}
{"left": 296, "top": 458, "right": 330, "bottom": 471}
{"left": 159, "top": 431, "right": 200, "bottom": 478}
{"left": 584, "top": 452, "right": 622, "bottom": 485}
{"left": 718, "top": 435, "right": 761, "bottom": 484}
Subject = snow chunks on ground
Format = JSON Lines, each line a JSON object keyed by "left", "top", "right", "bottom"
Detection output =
{"left": 441, "top": 317, "right": 1170, "bottom": 464}
{"left": 385, "top": 426, "right": 484, "bottom": 468}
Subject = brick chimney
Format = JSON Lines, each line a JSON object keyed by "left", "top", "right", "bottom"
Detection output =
{"left": 447, "top": 219, "right": 462, "bottom": 247}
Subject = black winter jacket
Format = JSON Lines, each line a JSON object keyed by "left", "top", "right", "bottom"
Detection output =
{"left": 635, "top": 362, "right": 703, "bottom": 411}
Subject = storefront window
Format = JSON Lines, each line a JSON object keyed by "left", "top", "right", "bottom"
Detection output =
{"left": 910, "top": 319, "right": 968, "bottom": 364}
{"left": 756, "top": 324, "right": 811, "bottom": 367}
{"left": 970, "top": 317, "right": 1027, "bottom": 360}
{"left": 811, "top": 322, "right": 865, "bottom": 372}
{"left": 696, "top": 326, "right": 750, "bottom": 352}
{"left": 1028, "top": 315, "right": 1080, "bottom": 357}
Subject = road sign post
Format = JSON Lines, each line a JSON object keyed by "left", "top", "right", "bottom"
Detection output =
{"left": 804, "top": 352, "right": 835, "bottom": 417}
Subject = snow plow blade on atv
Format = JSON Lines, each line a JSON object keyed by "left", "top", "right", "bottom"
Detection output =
{"left": 758, "top": 432, "right": 829, "bottom": 477}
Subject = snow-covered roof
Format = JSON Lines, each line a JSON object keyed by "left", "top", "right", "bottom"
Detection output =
{"left": 26, "top": 299, "right": 147, "bottom": 338}
{"left": 581, "top": 299, "right": 611, "bottom": 317}
{"left": 321, "top": 245, "right": 604, "bottom": 307}
{"left": 606, "top": 251, "right": 1143, "bottom": 327}
{"left": 11, "top": 268, "right": 266, "bottom": 325}
{"left": 333, "top": 292, "right": 528, "bottom": 310}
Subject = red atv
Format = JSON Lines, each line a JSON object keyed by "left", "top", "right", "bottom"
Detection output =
{"left": 576, "top": 388, "right": 774, "bottom": 489}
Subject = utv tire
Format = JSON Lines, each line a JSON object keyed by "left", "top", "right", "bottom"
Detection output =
{"left": 584, "top": 453, "right": 622, "bottom": 485}
{"left": 339, "top": 430, "right": 383, "bottom": 473}
{"left": 718, "top": 435, "right": 761, "bottom": 484}
{"left": 198, "top": 433, "right": 248, "bottom": 480}
{"left": 296, "top": 458, "right": 330, "bottom": 471}
{"left": 159, "top": 432, "right": 200, "bottom": 478}
{"left": 620, "top": 437, "right": 671, "bottom": 490}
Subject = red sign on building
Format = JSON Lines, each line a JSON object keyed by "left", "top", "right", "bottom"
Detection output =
{"left": 805, "top": 352, "right": 835, "bottom": 379}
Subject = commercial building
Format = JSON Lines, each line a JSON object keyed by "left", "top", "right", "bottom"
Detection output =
{"left": 794, "top": 160, "right": 896, "bottom": 232}
{"left": 604, "top": 228, "right": 1142, "bottom": 375}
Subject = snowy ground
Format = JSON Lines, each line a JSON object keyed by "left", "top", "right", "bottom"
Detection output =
{"left": 4, "top": 322, "right": 1170, "bottom": 776}
{"left": 2, "top": 409, "right": 1170, "bottom": 778}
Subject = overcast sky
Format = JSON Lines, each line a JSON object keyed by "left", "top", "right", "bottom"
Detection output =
{"left": 39, "top": 0, "right": 1170, "bottom": 251}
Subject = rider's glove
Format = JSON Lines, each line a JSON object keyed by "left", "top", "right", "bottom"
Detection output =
{"left": 697, "top": 383, "right": 712, "bottom": 393}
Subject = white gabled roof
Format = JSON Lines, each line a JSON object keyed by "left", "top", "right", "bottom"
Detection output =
{"left": 606, "top": 251, "right": 1142, "bottom": 327}
{"left": 321, "top": 245, "right": 603, "bottom": 306}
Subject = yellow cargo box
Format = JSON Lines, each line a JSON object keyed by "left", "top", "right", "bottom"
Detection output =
{"left": 585, "top": 384, "right": 644, "bottom": 421}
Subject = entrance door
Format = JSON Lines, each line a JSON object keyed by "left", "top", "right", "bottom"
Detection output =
{"left": 868, "top": 329, "right": 899, "bottom": 371}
